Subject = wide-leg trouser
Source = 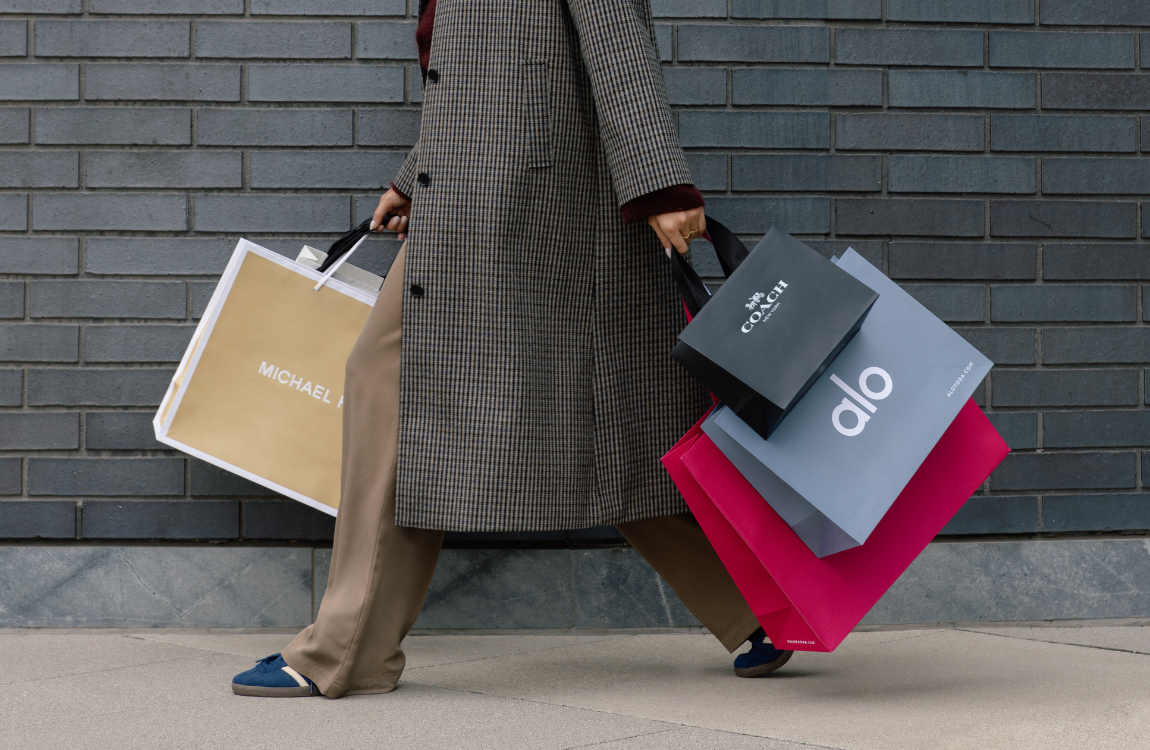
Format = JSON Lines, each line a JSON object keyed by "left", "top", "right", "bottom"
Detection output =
{"left": 283, "top": 244, "right": 761, "bottom": 699}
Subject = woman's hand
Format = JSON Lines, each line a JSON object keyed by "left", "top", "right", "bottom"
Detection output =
{"left": 648, "top": 207, "right": 706, "bottom": 257}
{"left": 371, "top": 188, "right": 412, "bottom": 240}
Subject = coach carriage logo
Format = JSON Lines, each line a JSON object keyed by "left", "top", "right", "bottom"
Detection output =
{"left": 830, "top": 366, "right": 892, "bottom": 437}
{"left": 740, "top": 281, "right": 788, "bottom": 333}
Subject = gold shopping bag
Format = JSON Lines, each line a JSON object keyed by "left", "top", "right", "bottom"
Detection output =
{"left": 154, "top": 238, "right": 382, "bottom": 515}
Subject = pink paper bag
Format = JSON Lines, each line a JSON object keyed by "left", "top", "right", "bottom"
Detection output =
{"left": 662, "top": 398, "right": 1008, "bottom": 652}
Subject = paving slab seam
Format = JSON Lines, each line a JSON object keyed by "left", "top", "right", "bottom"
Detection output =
{"left": 557, "top": 721, "right": 846, "bottom": 750}
{"left": 855, "top": 629, "right": 948, "bottom": 646}
{"left": 375, "top": 681, "right": 693, "bottom": 742}
{"left": 0, "top": 695, "right": 227, "bottom": 735}
{"left": 403, "top": 675, "right": 845, "bottom": 750}
{"left": 128, "top": 632, "right": 284, "bottom": 660}
{"left": 0, "top": 652, "right": 207, "bottom": 688}
{"left": 954, "top": 627, "right": 1149, "bottom": 656}
{"left": 560, "top": 727, "right": 682, "bottom": 750}
{"left": 409, "top": 627, "right": 712, "bottom": 637}
{"left": 402, "top": 635, "right": 633, "bottom": 673}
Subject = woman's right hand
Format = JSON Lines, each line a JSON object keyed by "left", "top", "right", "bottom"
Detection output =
{"left": 372, "top": 188, "right": 411, "bottom": 240}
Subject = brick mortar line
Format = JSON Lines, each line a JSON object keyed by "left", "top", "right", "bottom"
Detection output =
{"left": 4, "top": 188, "right": 1147, "bottom": 197}
{"left": 6, "top": 57, "right": 407, "bottom": 62}
{"left": 6, "top": 102, "right": 1150, "bottom": 114}
{"left": 5, "top": 13, "right": 1150, "bottom": 30}
{"left": 14, "top": 15, "right": 410, "bottom": 21}
{"left": 4, "top": 103, "right": 422, "bottom": 109}
{"left": 6, "top": 60, "right": 1145, "bottom": 70}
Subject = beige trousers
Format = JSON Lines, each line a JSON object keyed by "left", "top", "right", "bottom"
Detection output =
{"left": 283, "top": 244, "right": 760, "bottom": 698}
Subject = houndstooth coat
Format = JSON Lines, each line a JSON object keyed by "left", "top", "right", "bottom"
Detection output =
{"left": 390, "top": 0, "right": 709, "bottom": 531}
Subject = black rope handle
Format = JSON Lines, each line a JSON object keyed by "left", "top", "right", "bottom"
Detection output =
{"left": 668, "top": 216, "right": 748, "bottom": 318}
{"left": 315, "top": 214, "right": 399, "bottom": 273}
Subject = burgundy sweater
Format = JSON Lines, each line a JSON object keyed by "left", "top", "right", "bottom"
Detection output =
{"left": 393, "top": 0, "right": 704, "bottom": 223}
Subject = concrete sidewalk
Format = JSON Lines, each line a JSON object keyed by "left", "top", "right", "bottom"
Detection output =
{"left": 2, "top": 625, "right": 1147, "bottom": 750}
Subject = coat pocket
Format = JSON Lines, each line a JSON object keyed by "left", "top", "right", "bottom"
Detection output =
{"left": 521, "top": 60, "right": 552, "bottom": 169}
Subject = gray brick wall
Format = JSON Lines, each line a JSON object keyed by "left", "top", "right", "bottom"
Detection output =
{"left": 0, "top": 2, "right": 1147, "bottom": 547}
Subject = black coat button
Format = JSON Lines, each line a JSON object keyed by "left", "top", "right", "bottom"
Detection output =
{"left": 417, "top": 172, "right": 430, "bottom": 186}
{"left": 409, "top": 284, "right": 424, "bottom": 298}
{"left": 427, "top": 69, "right": 439, "bottom": 82}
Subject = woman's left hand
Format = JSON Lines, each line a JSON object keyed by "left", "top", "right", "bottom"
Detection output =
{"left": 648, "top": 208, "right": 706, "bottom": 257}
{"left": 371, "top": 188, "right": 411, "bottom": 240}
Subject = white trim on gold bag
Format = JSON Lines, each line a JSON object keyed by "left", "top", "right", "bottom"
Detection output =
{"left": 153, "top": 238, "right": 380, "bottom": 517}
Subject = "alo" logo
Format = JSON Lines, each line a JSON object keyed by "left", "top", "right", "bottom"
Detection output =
{"left": 829, "top": 367, "right": 892, "bottom": 437}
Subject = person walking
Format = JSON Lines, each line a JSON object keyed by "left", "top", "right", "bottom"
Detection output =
{"left": 231, "top": 0, "right": 791, "bottom": 699}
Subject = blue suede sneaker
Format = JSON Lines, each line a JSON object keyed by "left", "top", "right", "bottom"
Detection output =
{"left": 734, "top": 629, "right": 793, "bottom": 678}
{"left": 231, "top": 653, "right": 319, "bottom": 697}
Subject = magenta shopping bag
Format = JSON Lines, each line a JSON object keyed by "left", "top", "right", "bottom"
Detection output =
{"left": 662, "top": 399, "right": 1008, "bottom": 652}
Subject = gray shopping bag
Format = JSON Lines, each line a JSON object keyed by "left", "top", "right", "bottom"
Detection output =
{"left": 702, "top": 249, "right": 992, "bottom": 557}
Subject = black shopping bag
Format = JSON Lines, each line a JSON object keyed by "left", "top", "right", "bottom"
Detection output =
{"left": 670, "top": 222, "right": 878, "bottom": 439}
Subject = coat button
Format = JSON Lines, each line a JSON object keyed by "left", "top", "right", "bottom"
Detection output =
{"left": 409, "top": 284, "right": 424, "bottom": 298}
{"left": 427, "top": 69, "right": 439, "bottom": 82}
{"left": 417, "top": 172, "right": 430, "bottom": 186}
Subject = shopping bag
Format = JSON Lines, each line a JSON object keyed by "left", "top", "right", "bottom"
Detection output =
{"left": 701, "top": 249, "right": 992, "bottom": 557}
{"left": 663, "top": 398, "right": 1008, "bottom": 652}
{"left": 153, "top": 231, "right": 383, "bottom": 515}
{"left": 670, "top": 223, "right": 877, "bottom": 439}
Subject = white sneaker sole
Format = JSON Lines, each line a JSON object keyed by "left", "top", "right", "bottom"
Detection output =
{"left": 231, "top": 682, "right": 317, "bottom": 697}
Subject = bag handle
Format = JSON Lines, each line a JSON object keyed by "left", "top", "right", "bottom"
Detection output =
{"left": 703, "top": 216, "right": 748, "bottom": 277}
{"left": 315, "top": 214, "right": 398, "bottom": 274}
{"left": 668, "top": 216, "right": 747, "bottom": 318}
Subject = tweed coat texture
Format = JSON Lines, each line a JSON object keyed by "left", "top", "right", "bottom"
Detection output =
{"left": 390, "top": 0, "right": 709, "bottom": 531}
